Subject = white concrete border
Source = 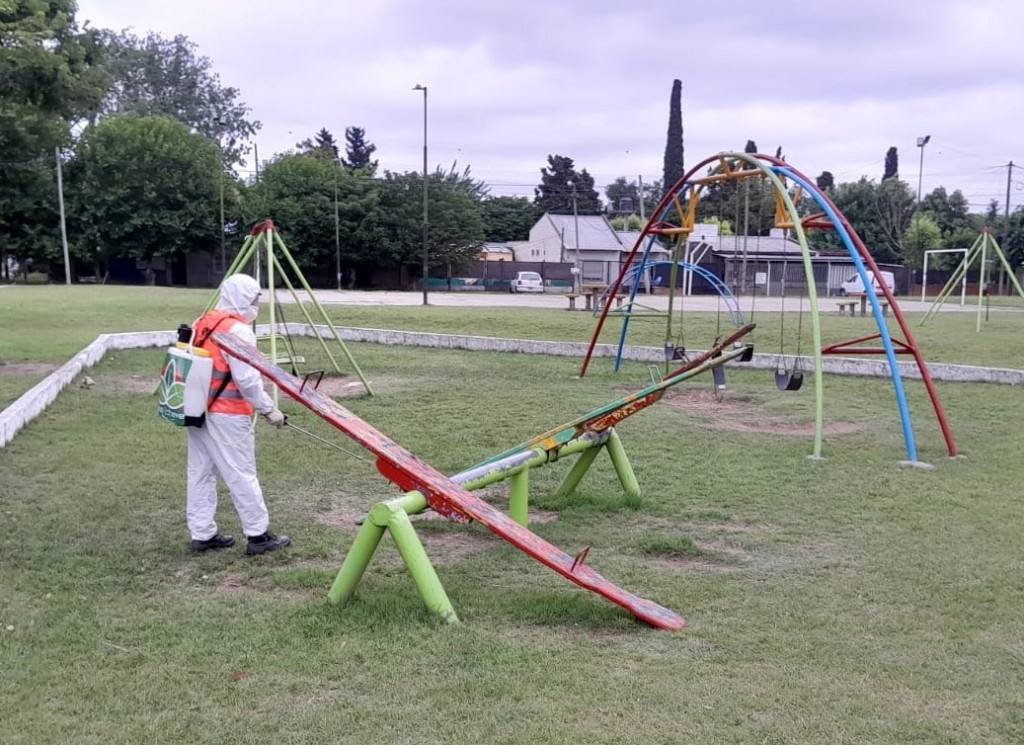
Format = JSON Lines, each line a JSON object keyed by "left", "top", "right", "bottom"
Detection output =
{"left": 2, "top": 324, "right": 1021, "bottom": 450}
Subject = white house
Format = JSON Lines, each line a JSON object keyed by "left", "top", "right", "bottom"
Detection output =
{"left": 509, "top": 213, "right": 670, "bottom": 285}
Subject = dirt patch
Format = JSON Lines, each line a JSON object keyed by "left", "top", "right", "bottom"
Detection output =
{"left": 662, "top": 388, "right": 865, "bottom": 437}
{"left": 0, "top": 362, "right": 57, "bottom": 376}
{"left": 314, "top": 488, "right": 560, "bottom": 567}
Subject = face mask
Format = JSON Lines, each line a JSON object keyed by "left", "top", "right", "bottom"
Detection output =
{"left": 241, "top": 304, "right": 259, "bottom": 323}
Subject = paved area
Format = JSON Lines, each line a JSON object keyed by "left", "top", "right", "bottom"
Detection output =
{"left": 273, "top": 288, "right": 1021, "bottom": 315}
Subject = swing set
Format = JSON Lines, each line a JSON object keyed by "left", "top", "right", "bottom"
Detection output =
{"left": 579, "top": 152, "right": 958, "bottom": 465}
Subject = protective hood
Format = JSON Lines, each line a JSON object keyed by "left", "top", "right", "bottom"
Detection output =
{"left": 216, "top": 274, "right": 261, "bottom": 315}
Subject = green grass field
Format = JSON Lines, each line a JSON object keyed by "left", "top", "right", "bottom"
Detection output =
{"left": 1, "top": 286, "right": 1023, "bottom": 744}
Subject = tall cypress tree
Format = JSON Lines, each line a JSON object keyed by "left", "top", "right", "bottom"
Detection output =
{"left": 662, "top": 79, "right": 684, "bottom": 196}
{"left": 883, "top": 146, "right": 898, "bottom": 180}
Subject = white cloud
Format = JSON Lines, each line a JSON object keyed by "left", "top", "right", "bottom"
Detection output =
{"left": 76, "top": 0, "right": 1024, "bottom": 208}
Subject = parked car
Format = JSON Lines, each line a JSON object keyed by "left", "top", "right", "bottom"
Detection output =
{"left": 510, "top": 271, "right": 544, "bottom": 293}
{"left": 838, "top": 270, "right": 896, "bottom": 296}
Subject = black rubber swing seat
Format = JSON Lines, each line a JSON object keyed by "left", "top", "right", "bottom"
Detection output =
{"left": 775, "top": 369, "right": 804, "bottom": 392}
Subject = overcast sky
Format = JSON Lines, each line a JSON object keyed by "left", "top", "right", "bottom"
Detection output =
{"left": 75, "top": 0, "right": 1024, "bottom": 212}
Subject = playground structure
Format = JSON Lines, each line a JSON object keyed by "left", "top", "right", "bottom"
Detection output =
{"left": 581, "top": 152, "right": 958, "bottom": 465}
{"left": 207, "top": 219, "right": 373, "bottom": 396}
{"left": 920, "top": 228, "right": 1024, "bottom": 331}
{"left": 213, "top": 325, "right": 756, "bottom": 630}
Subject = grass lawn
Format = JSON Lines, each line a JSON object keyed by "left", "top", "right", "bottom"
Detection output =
{"left": 1, "top": 286, "right": 1024, "bottom": 743}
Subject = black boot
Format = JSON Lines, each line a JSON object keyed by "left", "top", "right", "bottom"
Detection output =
{"left": 190, "top": 533, "right": 236, "bottom": 552}
{"left": 245, "top": 531, "right": 291, "bottom": 556}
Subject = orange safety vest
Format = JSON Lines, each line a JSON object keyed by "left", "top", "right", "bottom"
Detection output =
{"left": 193, "top": 310, "right": 254, "bottom": 416}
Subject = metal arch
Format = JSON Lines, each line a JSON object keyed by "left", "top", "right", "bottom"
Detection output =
{"left": 613, "top": 260, "right": 745, "bottom": 326}
{"left": 757, "top": 155, "right": 957, "bottom": 460}
{"left": 581, "top": 150, "right": 958, "bottom": 462}
{"left": 581, "top": 151, "right": 828, "bottom": 459}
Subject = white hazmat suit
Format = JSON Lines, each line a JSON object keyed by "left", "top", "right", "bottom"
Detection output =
{"left": 186, "top": 275, "right": 285, "bottom": 547}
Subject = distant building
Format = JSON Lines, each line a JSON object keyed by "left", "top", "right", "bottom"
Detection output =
{"left": 477, "top": 242, "right": 514, "bottom": 262}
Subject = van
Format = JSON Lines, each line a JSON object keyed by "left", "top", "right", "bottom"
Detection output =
{"left": 839, "top": 270, "right": 896, "bottom": 296}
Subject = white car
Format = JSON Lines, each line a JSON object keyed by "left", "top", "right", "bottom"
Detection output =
{"left": 839, "top": 270, "right": 896, "bottom": 296}
{"left": 510, "top": 271, "right": 544, "bottom": 293}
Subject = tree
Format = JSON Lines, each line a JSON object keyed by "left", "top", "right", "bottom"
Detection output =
{"left": 744, "top": 140, "right": 758, "bottom": 154}
{"left": 342, "top": 126, "right": 378, "bottom": 173}
{"left": 67, "top": 115, "right": 220, "bottom": 282}
{"left": 481, "top": 196, "right": 538, "bottom": 242}
{"left": 246, "top": 153, "right": 342, "bottom": 271}
{"left": 825, "top": 177, "right": 915, "bottom": 262}
{"left": 0, "top": 0, "right": 107, "bottom": 277}
{"left": 902, "top": 213, "right": 942, "bottom": 269}
{"left": 375, "top": 164, "right": 487, "bottom": 280}
{"left": 816, "top": 171, "right": 835, "bottom": 191}
{"left": 534, "top": 155, "right": 601, "bottom": 214}
{"left": 883, "top": 146, "right": 899, "bottom": 180}
{"left": 605, "top": 177, "right": 641, "bottom": 215}
{"left": 919, "top": 186, "right": 975, "bottom": 247}
{"left": 662, "top": 79, "right": 684, "bottom": 195}
{"left": 297, "top": 128, "right": 340, "bottom": 162}
{"left": 98, "top": 30, "right": 259, "bottom": 164}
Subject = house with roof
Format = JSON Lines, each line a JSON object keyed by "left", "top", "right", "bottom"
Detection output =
{"left": 477, "top": 242, "right": 514, "bottom": 262}
{"left": 508, "top": 213, "right": 670, "bottom": 286}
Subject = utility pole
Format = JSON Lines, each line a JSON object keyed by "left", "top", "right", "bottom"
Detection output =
{"left": 334, "top": 169, "right": 342, "bottom": 291}
{"left": 1001, "top": 161, "right": 1015, "bottom": 295}
{"left": 413, "top": 84, "right": 429, "bottom": 305}
{"left": 55, "top": 146, "right": 71, "bottom": 285}
{"left": 638, "top": 174, "right": 646, "bottom": 222}
{"left": 571, "top": 181, "right": 581, "bottom": 293}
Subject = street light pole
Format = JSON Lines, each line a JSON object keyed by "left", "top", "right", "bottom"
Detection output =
{"left": 413, "top": 84, "right": 429, "bottom": 305}
{"left": 569, "top": 180, "right": 580, "bottom": 293}
{"left": 916, "top": 135, "right": 931, "bottom": 203}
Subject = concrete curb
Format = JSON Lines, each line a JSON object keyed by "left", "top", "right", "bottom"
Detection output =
{"left": 2, "top": 324, "right": 1021, "bottom": 450}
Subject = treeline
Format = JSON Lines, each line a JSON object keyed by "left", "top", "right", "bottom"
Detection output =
{"left": 3, "top": 4, "right": 1019, "bottom": 284}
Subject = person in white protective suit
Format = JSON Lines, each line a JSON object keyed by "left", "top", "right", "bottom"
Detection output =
{"left": 186, "top": 273, "right": 291, "bottom": 555}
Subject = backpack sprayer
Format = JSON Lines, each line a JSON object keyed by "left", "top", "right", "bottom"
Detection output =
{"left": 157, "top": 324, "right": 213, "bottom": 428}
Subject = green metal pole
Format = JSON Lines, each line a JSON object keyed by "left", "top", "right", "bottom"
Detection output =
{"left": 508, "top": 469, "right": 529, "bottom": 526}
{"left": 550, "top": 445, "right": 601, "bottom": 499}
{"left": 272, "top": 231, "right": 374, "bottom": 396}
{"left": 384, "top": 502, "right": 458, "bottom": 624}
{"left": 977, "top": 235, "right": 988, "bottom": 333}
{"left": 327, "top": 519, "right": 386, "bottom": 605}
{"left": 604, "top": 428, "right": 640, "bottom": 499}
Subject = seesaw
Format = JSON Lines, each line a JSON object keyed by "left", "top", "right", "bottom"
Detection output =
{"left": 214, "top": 325, "right": 754, "bottom": 630}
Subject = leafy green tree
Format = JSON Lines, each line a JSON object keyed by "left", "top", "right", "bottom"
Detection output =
{"left": 67, "top": 115, "right": 220, "bottom": 282}
{"left": 246, "top": 152, "right": 341, "bottom": 271}
{"left": 0, "top": 0, "right": 107, "bottom": 276}
{"left": 534, "top": 155, "right": 601, "bottom": 214}
{"left": 902, "top": 213, "right": 942, "bottom": 268}
{"left": 98, "top": 30, "right": 259, "bottom": 164}
{"left": 823, "top": 177, "right": 914, "bottom": 262}
{"left": 375, "top": 165, "right": 487, "bottom": 280}
{"left": 481, "top": 196, "right": 538, "bottom": 242}
{"left": 919, "top": 186, "right": 976, "bottom": 248}
{"left": 883, "top": 147, "right": 898, "bottom": 180}
{"left": 816, "top": 171, "right": 835, "bottom": 191}
{"left": 342, "top": 126, "right": 378, "bottom": 173}
{"left": 744, "top": 140, "right": 757, "bottom": 154}
{"left": 662, "top": 79, "right": 684, "bottom": 195}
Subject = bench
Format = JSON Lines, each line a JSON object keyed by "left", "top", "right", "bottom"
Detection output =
{"left": 582, "top": 291, "right": 627, "bottom": 312}
{"left": 837, "top": 298, "right": 890, "bottom": 317}
{"left": 565, "top": 294, "right": 579, "bottom": 311}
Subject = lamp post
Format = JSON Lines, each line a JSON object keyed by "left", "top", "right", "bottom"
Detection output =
{"left": 214, "top": 116, "right": 226, "bottom": 273}
{"left": 568, "top": 180, "right": 580, "bottom": 293}
{"left": 413, "top": 84, "right": 429, "bottom": 305}
{"left": 916, "top": 135, "right": 931, "bottom": 203}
